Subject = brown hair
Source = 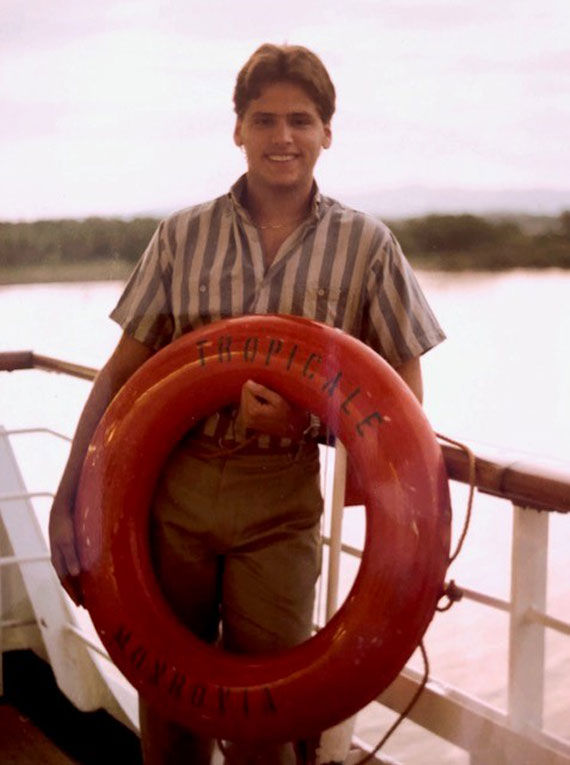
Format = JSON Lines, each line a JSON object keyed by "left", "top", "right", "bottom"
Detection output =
{"left": 233, "top": 44, "right": 336, "bottom": 124}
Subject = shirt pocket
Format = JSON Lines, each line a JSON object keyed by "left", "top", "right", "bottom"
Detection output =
{"left": 304, "top": 283, "right": 344, "bottom": 325}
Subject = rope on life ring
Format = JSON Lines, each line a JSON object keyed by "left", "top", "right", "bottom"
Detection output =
{"left": 75, "top": 315, "right": 451, "bottom": 743}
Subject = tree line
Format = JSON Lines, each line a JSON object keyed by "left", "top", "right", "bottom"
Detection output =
{"left": 1, "top": 212, "right": 569, "bottom": 273}
{"left": 388, "top": 211, "right": 570, "bottom": 269}
{"left": 0, "top": 217, "right": 158, "bottom": 269}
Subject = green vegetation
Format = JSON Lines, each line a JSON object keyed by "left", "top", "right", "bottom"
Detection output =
{"left": 1, "top": 212, "right": 569, "bottom": 284}
{"left": 388, "top": 211, "right": 570, "bottom": 271}
{"left": 0, "top": 217, "right": 157, "bottom": 284}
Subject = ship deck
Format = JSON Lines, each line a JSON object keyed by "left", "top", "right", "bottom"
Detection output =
{"left": 0, "top": 651, "right": 142, "bottom": 764}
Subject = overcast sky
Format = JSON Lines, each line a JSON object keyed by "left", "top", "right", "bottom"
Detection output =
{"left": 1, "top": 0, "right": 569, "bottom": 220}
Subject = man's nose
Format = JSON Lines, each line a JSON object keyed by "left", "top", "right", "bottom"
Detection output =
{"left": 272, "top": 118, "right": 293, "bottom": 143}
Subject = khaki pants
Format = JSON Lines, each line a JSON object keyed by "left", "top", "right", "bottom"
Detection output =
{"left": 140, "top": 439, "right": 323, "bottom": 764}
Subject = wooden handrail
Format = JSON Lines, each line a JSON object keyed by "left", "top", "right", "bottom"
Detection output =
{"left": 0, "top": 350, "right": 35, "bottom": 372}
{"left": 0, "top": 351, "right": 97, "bottom": 381}
{"left": 344, "top": 442, "right": 570, "bottom": 515}
{"left": 2, "top": 350, "right": 569, "bottom": 514}
{"left": 440, "top": 443, "right": 570, "bottom": 514}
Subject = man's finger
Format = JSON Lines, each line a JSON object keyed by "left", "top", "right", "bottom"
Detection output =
{"left": 244, "top": 380, "right": 282, "bottom": 405}
{"left": 51, "top": 546, "right": 66, "bottom": 580}
{"left": 60, "top": 542, "right": 81, "bottom": 578}
{"left": 52, "top": 542, "right": 80, "bottom": 580}
{"left": 51, "top": 546, "right": 84, "bottom": 607}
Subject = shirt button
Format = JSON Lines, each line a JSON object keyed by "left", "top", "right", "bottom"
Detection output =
{"left": 318, "top": 288, "right": 325, "bottom": 296}
{"left": 199, "top": 284, "right": 206, "bottom": 293}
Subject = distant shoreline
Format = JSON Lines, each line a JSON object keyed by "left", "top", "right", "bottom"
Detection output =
{"left": 1, "top": 256, "right": 568, "bottom": 287}
{"left": 0, "top": 259, "right": 134, "bottom": 286}
{"left": 1, "top": 211, "right": 569, "bottom": 284}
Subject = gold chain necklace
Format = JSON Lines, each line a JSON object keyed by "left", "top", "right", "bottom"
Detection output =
{"left": 255, "top": 217, "right": 306, "bottom": 231}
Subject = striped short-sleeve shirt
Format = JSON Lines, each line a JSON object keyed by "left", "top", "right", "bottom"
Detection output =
{"left": 110, "top": 175, "right": 445, "bottom": 368}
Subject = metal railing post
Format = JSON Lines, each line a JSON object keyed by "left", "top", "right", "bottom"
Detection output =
{"left": 319, "top": 442, "right": 357, "bottom": 764}
{"left": 325, "top": 441, "right": 347, "bottom": 621}
{"left": 508, "top": 504, "right": 549, "bottom": 730}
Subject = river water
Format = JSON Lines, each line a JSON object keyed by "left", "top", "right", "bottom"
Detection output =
{"left": 1, "top": 271, "right": 568, "bottom": 762}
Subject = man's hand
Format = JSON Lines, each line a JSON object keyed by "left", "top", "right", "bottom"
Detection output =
{"left": 47, "top": 332, "right": 153, "bottom": 608}
{"left": 49, "top": 493, "right": 84, "bottom": 606}
{"left": 236, "top": 380, "right": 308, "bottom": 440}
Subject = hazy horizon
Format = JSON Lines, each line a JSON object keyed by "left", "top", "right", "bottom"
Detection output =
{"left": 4, "top": 185, "right": 569, "bottom": 224}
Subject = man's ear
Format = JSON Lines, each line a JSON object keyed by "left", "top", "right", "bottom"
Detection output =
{"left": 322, "top": 124, "right": 332, "bottom": 150}
{"left": 233, "top": 119, "right": 243, "bottom": 147}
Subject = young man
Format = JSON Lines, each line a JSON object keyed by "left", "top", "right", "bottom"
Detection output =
{"left": 49, "top": 44, "right": 445, "bottom": 764}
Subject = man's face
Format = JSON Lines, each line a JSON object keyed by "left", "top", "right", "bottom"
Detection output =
{"left": 234, "top": 80, "right": 332, "bottom": 196}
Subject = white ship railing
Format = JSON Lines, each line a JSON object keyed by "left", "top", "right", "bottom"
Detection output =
{"left": 1, "top": 351, "right": 569, "bottom": 764}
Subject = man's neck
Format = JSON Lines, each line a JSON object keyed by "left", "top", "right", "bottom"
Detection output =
{"left": 244, "top": 177, "right": 314, "bottom": 227}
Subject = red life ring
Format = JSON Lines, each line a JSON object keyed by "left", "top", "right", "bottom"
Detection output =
{"left": 75, "top": 315, "right": 451, "bottom": 743}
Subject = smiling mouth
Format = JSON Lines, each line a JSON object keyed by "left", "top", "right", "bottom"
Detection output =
{"left": 266, "top": 154, "right": 299, "bottom": 162}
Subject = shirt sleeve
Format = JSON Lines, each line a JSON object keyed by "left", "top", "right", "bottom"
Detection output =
{"left": 362, "top": 230, "right": 446, "bottom": 366}
{"left": 109, "top": 219, "right": 175, "bottom": 350}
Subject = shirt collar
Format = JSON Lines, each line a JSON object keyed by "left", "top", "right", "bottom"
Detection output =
{"left": 228, "top": 174, "right": 323, "bottom": 223}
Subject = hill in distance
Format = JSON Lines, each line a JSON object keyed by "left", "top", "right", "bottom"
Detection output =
{"left": 337, "top": 186, "right": 570, "bottom": 219}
